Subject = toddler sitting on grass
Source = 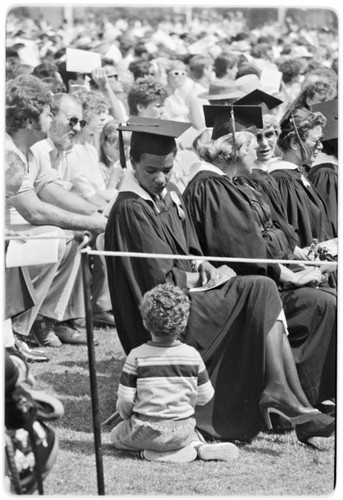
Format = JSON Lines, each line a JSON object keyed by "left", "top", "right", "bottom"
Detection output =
{"left": 110, "top": 283, "right": 239, "bottom": 463}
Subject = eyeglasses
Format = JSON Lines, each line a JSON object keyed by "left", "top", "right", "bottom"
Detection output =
{"left": 308, "top": 137, "right": 323, "bottom": 150}
{"left": 169, "top": 70, "right": 186, "bottom": 76}
{"left": 68, "top": 117, "right": 87, "bottom": 128}
{"left": 107, "top": 74, "right": 119, "bottom": 80}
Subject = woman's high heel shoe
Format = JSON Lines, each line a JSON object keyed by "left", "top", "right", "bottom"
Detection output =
{"left": 259, "top": 392, "right": 320, "bottom": 430}
{"left": 295, "top": 413, "right": 335, "bottom": 449}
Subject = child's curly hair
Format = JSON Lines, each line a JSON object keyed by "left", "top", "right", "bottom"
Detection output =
{"left": 140, "top": 283, "right": 190, "bottom": 338}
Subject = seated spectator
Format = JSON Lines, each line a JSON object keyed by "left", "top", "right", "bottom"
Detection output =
{"left": 213, "top": 52, "right": 238, "bottom": 81}
{"left": 6, "top": 75, "right": 107, "bottom": 347}
{"left": 128, "top": 58, "right": 151, "bottom": 81}
{"left": 41, "top": 76, "right": 67, "bottom": 94}
{"left": 32, "top": 60, "right": 63, "bottom": 82}
{"left": 28, "top": 91, "right": 115, "bottom": 328}
{"left": 127, "top": 76, "right": 168, "bottom": 119}
{"left": 90, "top": 66, "right": 129, "bottom": 122}
{"left": 98, "top": 119, "right": 126, "bottom": 194}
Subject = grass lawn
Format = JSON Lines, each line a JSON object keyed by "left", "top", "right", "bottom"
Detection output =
{"left": 26, "top": 326, "right": 336, "bottom": 496}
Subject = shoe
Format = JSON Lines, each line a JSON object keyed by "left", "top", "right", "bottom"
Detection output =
{"left": 30, "top": 316, "right": 62, "bottom": 348}
{"left": 317, "top": 400, "right": 336, "bottom": 417}
{"left": 295, "top": 413, "right": 335, "bottom": 449}
{"left": 27, "top": 390, "right": 64, "bottom": 422}
{"left": 54, "top": 322, "right": 88, "bottom": 345}
{"left": 141, "top": 446, "right": 197, "bottom": 463}
{"left": 68, "top": 317, "right": 86, "bottom": 329}
{"left": 14, "top": 339, "right": 49, "bottom": 363}
{"left": 93, "top": 311, "right": 116, "bottom": 328}
{"left": 197, "top": 442, "right": 239, "bottom": 462}
{"left": 259, "top": 392, "right": 320, "bottom": 430}
{"left": 6, "top": 421, "right": 59, "bottom": 494}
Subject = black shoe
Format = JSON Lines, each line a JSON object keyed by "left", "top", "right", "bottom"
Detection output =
{"left": 317, "top": 400, "right": 336, "bottom": 417}
{"left": 54, "top": 321, "right": 98, "bottom": 346}
{"left": 93, "top": 311, "right": 116, "bottom": 328}
{"left": 30, "top": 316, "right": 62, "bottom": 348}
{"left": 295, "top": 413, "right": 335, "bottom": 449}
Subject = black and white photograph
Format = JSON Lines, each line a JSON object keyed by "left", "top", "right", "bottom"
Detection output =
{"left": 2, "top": 1, "right": 339, "bottom": 496}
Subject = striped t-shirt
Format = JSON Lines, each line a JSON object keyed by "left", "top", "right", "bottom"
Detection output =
{"left": 116, "top": 340, "right": 214, "bottom": 420}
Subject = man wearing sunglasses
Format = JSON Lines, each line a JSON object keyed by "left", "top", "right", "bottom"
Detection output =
{"left": 6, "top": 75, "right": 107, "bottom": 349}
{"left": 30, "top": 92, "right": 107, "bottom": 210}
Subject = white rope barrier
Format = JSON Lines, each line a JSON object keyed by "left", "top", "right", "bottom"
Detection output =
{"left": 4, "top": 235, "right": 70, "bottom": 240}
{"left": 79, "top": 247, "right": 336, "bottom": 269}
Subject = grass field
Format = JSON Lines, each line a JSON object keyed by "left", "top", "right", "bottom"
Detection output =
{"left": 26, "top": 326, "right": 337, "bottom": 496}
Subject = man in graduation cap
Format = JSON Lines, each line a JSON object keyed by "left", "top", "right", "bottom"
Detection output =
{"left": 104, "top": 116, "right": 296, "bottom": 443}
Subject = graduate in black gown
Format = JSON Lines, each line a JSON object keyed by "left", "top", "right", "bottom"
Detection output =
{"left": 268, "top": 107, "right": 335, "bottom": 248}
{"left": 306, "top": 99, "right": 338, "bottom": 238}
{"left": 104, "top": 116, "right": 321, "bottom": 443}
{"left": 183, "top": 107, "right": 335, "bottom": 442}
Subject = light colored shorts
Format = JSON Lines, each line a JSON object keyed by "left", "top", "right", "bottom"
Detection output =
{"left": 110, "top": 414, "right": 198, "bottom": 452}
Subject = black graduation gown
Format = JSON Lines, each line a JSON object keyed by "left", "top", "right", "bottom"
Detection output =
{"left": 183, "top": 169, "right": 336, "bottom": 407}
{"left": 307, "top": 163, "right": 338, "bottom": 237}
{"left": 270, "top": 167, "right": 334, "bottom": 247}
{"left": 105, "top": 182, "right": 282, "bottom": 441}
{"left": 235, "top": 169, "right": 298, "bottom": 251}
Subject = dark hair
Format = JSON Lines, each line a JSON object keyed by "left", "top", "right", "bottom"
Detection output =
{"left": 130, "top": 142, "right": 177, "bottom": 164}
{"left": 128, "top": 59, "right": 151, "bottom": 80}
{"left": 6, "top": 75, "right": 52, "bottom": 134}
{"left": 277, "top": 59, "right": 303, "bottom": 84}
{"left": 214, "top": 53, "right": 238, "bottom": 78}
{"left": 32, "top": 61, "right": 59, "bottom": 79}
{"left": 188, "top": 55, "right": 213, "bottom": 80}
{"left": 127, "top": 77, "right": 168, "bottom": 115}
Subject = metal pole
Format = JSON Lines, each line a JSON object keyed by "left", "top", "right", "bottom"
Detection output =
{"left": 80, "top": 238, "right": 105, "bottom": 495}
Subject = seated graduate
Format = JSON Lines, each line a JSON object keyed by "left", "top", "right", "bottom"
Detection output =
{"left": 268, "top": 106, "right": 335, "bottom": 248}
{"left": 104, "top": 116, "right": 327, "bottom": 445}
{"left": 306, "top": 99, "right": 338, "bottom": 238}
{"left": 182, "top": 104, "right": 336, "bottom": 437}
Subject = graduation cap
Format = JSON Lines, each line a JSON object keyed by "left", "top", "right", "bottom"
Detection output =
{"left": 117, "top": 117, "right": 192, "bottom": 168}
{"left": 203, "top": 104, "right": 264, "bottom": 140}
{"left": 311, "top": 99, "right": 338, "bottom": 141}
{"left": 234, "top": 89, "right": 283, "bottom": 115}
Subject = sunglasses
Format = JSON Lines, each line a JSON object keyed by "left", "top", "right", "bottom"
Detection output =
{"left": 68, "top": 116, "right": 87, "bottom": 128}
{"left": 169, "top": 70, "right": 186, "bottom": 76}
